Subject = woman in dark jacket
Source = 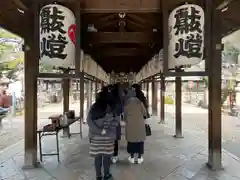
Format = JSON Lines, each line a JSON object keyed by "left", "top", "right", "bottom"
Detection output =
{"left": 87, "top": 91, "right": 120, "bottom": 180}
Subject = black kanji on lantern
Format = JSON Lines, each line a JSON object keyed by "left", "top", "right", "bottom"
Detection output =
{"left": 41, "top": 33, "right": 68, "bottom": 59}
{"left": 40, "top": 6, "right": 66, "bottom": 34}
{"left": 173, "top": 6, "right": 202, "bottom": 35}
{"left": 174, "top": 33, "right": 203, "bottom": 58}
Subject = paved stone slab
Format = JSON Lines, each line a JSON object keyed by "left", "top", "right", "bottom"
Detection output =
{"left": 1, "top": 105, "right": 240, "bottom": 179}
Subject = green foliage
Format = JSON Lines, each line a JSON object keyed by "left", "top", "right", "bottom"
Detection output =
{"left": 39, "top": 61, "right": 56, "bottom": 73}
{"left": 222, "top": 42, "right": 240, "bottom": 63}
{"left": 165, "top": 95, "right": 174, "bottom": 104}
{"left": 0, "top": 43, "right": 13, "bottom": 53}
{"left": 0, "top": 29, "right": 23, "bottom": 82}
{"left": 200, "top": 76, "right": 208, "bottom": 87}
{"left": 0, "top": 29, "right": 19, "bottom": 39}
{"left": 223, "top": 42, "right": 240, "bottom": 56}
{"left": 6, "top": 57, "right": 23, "bottom": 69}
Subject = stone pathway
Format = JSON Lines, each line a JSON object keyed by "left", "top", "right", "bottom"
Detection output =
{"left": 1, "top": 113, "right": 240, "bottom": 180}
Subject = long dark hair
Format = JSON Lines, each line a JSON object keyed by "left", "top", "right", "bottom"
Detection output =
{"left": 91, "top": 91, "right": 108, "bottom": 120}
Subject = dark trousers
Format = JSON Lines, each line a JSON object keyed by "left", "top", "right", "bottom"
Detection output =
{"left": 113, "top": 140, "right": 119, "bottom": 156}
{"left": 127, "top": 142, "right": 144, "bottom": 158}
{"left": 94, "top": 155, "right": 111, "bottom": 177}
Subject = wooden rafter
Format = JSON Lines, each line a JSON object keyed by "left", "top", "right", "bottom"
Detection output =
{"left": 82, "top": 13, "right": 116, "bottom": 25}
{"left": 13, "top": 0, "right": 28, "bottom": 11}
{"left": 216, "top": 0, "right": 235, "bottom": 9}
{"left": 99, "top": 56, "right": 147, "bottom": 72}
{"left": 93, "top": 48, "right": 150, "bottom": 57}
{"left": 127, "top": 14, "right": 160, "bottom": 29}
{"left": 125, "top": 19, "right": 146, "bottom": 30}
{"left": 87, "top": 32, "right": 161, "bottom": 44}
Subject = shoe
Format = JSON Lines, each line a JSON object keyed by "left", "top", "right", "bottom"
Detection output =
{"left": 104, "top": 173, "right": 113, "bottom": 180}
{"left": 96, "top": 176, "right": 102, "bottom": 180}
{"left": 111, "top": 156, "right": 118, "bottom": 164}
{"left": 137, "top": 157, "right": 144, "bottom": 164}
{"left": 128, "top": 156, "right": 135, "bottom": 164}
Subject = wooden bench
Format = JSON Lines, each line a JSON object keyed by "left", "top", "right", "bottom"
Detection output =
{"left": 37, "top": 116, "right": 82, "bottom": 162}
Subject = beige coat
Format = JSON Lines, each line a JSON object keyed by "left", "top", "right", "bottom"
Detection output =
{"left": 124, "top": 97, "right": 147, "bottom": 142}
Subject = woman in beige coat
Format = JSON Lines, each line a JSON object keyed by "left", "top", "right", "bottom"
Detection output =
{"left": 123, "top": 88, "right": 147, "bottom": 164}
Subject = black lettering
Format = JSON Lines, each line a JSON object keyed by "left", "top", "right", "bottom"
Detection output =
{"left": 40, "top": 6, "right": 66, "bottom": 34}
{"left": 174, "top": 6, "right": 202, "bottom": 35}
{"left": 174, "top": 33, "right": 203, "bottom": 58}
{"left": 40, "top": 33, "right": 68, "bottom": 59}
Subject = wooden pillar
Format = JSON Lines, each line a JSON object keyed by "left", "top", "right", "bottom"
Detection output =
{"left": 95, "top": 80, "right": 98, "bottom": 100}
{"left": 151, "top": 79, "right": 158, "bottom": 115}
{"left": 73, "top": 0, "right": 83, "bottom": 137}
{"left": 98, "top": 81, "right": 102, "bottom": 91}
{"left": 146, "top": 82, "right": 149, "bottom": 109}
{"left": 76, "top": 81, "right": 79, "bottom": 91}
{"left": 23, "top": 7, "right": 39, "bottom": 168}
{"left": 207, "top": 3, "right": 222, "bottom": 170}
{"left": 87, "top": 80, "right": 92, "bottom": 113}
{"left": 80, "top": 72, "right": 85, "bottom": 126}
{"left": 62, "top": 77, "right": 70, "bottom": 137}
{"left": 174, "top": 69, "right": 183, "bottom": 138}
{"left": 159, "top": 75, "right": 165, "bottom": 123}
{"left": 142, "top": 82, "right": 146, "bottom": 96}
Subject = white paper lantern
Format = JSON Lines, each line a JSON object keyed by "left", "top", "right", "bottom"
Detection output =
{"left": 168, "top": 4, "right": 204, "bottom": 68}
{"left": 39, "top": 4, "right": 76, "bottom": 68}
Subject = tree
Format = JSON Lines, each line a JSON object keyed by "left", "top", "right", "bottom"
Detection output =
{"left": 0, "top": 28, "right": 23, "bottom": 82}
{"left": 222, "top": 41, "right": 240, "bottom": 63}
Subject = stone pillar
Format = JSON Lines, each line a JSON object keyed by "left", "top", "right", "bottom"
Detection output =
{"left": 174, "top": 73, "right": 183, "bottom": 138}
{"left": 151, "top": 80, "right": 158, "bottom": 116}
{"left": 23, "top": 8, "right": 38, "bottom": 168}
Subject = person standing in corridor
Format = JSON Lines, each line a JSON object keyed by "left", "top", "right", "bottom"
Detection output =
{"left": 123, "top": 88, "right": 147, "bottom": 164}
{"left": 87, "top": 90, "right": 120, "bottom": 180}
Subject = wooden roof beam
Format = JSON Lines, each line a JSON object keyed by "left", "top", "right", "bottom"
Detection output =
{"left": 217, "top": 0, "right": 235, "bottom": 10}
{"left": 13, "top": 0, "right": 28, "bottom": 11}
{"left": 87, "top": 32, "right": 161, "bottom": 44}
{"left": 93, "top": 48, "right": 148, "bottom": 57}
{"left": 34, "top": 0, "right": 76, "bottom": 3}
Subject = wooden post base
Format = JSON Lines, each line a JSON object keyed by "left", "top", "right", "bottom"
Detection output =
{"left": 206, "top": 162, "right": 223, "bottom": 171}
{"left": 23, "top": 149, "right": 40, "bottom": 169}
{"left": 173, "top": 134, "right": 184, "bottom": 138}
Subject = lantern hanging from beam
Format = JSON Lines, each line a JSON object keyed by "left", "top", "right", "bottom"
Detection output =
{"left": 168, "top": 4, "right": 204, "bottom": 68}
{"left": 39, "top": 4, "right": 76, "bottom": 68}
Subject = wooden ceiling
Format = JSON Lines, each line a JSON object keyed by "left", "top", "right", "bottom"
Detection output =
{"left": 0, "top": 0, "right": 240, "bottom": 73}
{"left": 81, "top": 12, "right": 162, "bottom": 73}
